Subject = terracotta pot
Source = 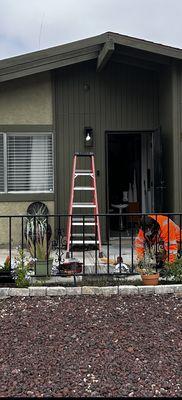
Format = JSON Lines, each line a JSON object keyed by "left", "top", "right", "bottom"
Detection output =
{"left": 141, "top": 273, "right": 159, "bottom": 286}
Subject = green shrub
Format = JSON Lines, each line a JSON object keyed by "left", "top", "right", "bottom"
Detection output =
{"left": 160, "top": 258, "right": 182, "bottom": 283}
{"left": 12, "top": 247, "right": 34, "bottom": 287}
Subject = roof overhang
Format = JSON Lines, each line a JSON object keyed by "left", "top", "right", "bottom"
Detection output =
{"left": 0, "top": 31, "right": 182, "bottom": 82}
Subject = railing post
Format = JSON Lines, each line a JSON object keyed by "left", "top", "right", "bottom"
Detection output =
{"left": 9, "top": 216, "right": 12, "bottom": 271}
{"left": 131, "top": 215, "right": 134, "bottom": 273}
{"left": 21, "top": 216, "right": 24, "bottom": 268}
{"left": 70, "top": 215, "right": 73, "bottom": 258}
{"left": 95, "top": 214, "right": 98, "bottom": 275}
{"left": 58, "top": 216, "right": 61, "bottom": 267}
{"left": 106, "top": 214, "right": 110, "bottom": 275}
{"left": 46, "top": 215, "right": 49, "bottom": 276}
{"left": 119, "top": 213, "right": 122, "bottom": 274}
{"left": 33, "top": 216, "right": 36, "bottom": 275}
{"left": 21, "top": 216, "right": 24, "bottom": 253}
{"left": 155, "top": 214, "right": 158, "bottom": 270}
{"left": 83, "top": 215, "right": 85, "bottom": 275}
{"left": 180, "top": 214, "right": 182, "bottom": 257}
{"left": 167, "top": 215, "right": 170, "bottom": 262}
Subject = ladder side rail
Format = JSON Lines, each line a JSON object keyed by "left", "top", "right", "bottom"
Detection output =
{"left": 66, "top": 155, "right": 77, "bottom": 255}
{"left": 91, "top": 155, "right": 102, "bottom": 256}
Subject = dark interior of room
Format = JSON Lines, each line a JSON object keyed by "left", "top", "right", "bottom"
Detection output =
{"left": 107, "top": 132, "right": 141, "bottom": 234}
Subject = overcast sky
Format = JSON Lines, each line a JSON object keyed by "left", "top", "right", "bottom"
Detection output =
{"left": 1, "top": 0, "right": 182, "bottom": 60}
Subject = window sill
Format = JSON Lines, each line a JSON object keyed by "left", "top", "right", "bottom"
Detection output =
{"left": 0, "top": 193, "right": 54, "bottom": 202}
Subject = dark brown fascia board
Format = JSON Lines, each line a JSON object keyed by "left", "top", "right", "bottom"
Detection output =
{"left": 97, "top": 39, "right": 115, "bottom": 71}
{"left": 111, "top": 32, "right": 182, "bottom": 60}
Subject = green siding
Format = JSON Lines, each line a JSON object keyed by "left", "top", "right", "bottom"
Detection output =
{"left": 179, "top": 65, "right": 182, "bottom": 212}
{"left": 55, "top": 60, "right": 159, "bottom": 218}
{"left": 158, "top": 66, "right": 173, "bottom": 211}
{"left": 172, "top": 62, "right": 182, "bottom": 212}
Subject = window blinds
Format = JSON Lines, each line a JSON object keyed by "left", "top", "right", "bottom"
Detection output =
{"left": 0, "top": 134, "right": 4, "bottom": 192}
{"left": 7, "top": 134, "right": 53, "bottom": 192}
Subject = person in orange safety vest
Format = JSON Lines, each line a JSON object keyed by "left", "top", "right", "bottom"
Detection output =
{"left": 135, "top": 214, "right": 182, "bottom": 264}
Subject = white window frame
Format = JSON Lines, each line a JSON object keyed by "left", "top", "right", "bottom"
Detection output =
{"left": 0, "top": 132, "right": 54, "bottom": 194}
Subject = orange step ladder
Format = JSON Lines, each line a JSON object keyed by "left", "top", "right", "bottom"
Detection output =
{"left": 66, "top": 152, "right": 102, "bottom": 258}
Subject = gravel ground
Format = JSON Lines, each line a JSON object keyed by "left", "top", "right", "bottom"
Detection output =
{"left": 0, "top": 294, "right": 181, "bottom": 398}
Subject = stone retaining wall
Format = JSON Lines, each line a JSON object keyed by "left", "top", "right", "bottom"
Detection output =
{"left": 0, "top": 285, "right": 182, "bottom": 298}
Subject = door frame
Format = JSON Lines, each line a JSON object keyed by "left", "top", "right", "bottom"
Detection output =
{"left": 105, "top": 129, "right": 156, "bottom": 217}
{"left": 141, "top": 132, "right": 154, "bottom": 213}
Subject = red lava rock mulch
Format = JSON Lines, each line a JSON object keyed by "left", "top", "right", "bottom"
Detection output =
{"left": 0, "top": 293, "right": 181, "bottom": 398}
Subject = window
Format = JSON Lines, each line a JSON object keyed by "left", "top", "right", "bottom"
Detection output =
{"left": 0, "top": 133, "right": 53, "bottom": 193}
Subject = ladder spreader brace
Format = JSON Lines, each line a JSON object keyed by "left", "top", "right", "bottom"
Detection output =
{"left": 66, "top": 152, "right": 103, "bottom": 258}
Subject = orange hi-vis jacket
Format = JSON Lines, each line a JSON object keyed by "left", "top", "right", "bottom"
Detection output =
{"left": 135, "top": 214, "right": 182, "bottom": 263}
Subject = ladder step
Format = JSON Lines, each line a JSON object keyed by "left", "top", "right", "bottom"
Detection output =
{"left": 75, "top": 170, "right": 92, "bottom": 176}
{"left": 72, "top": 222, "right": 97, "bottom": 226}
{"left": 70, "top": 240, "right": 99, "bottom": 244}
{"left": 74, "top": 187, "right": 95, "bottom": 191}
{"left": 72, "top": 217, "right": 97, "bottom": 226}
{"left": 73, "top": 203, "right": 96, "bottom": 208}
{"left": 71, "top": 233, "right": 95, "bottom": 237}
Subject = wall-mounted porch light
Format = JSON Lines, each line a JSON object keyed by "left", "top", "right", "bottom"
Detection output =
{"left": 84, "top": 127, "right": 93, "bottom": 147}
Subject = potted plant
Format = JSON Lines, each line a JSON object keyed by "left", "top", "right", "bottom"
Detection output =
{"left": 27, "top": 234, "right": 53, "bottom": 276}
{"left": 136, "top": 247, "right": 160, "bottom": 286}
{"left": 0, "top": 256, "right": 15, "bottom": 284}
{"left": 0, "top": 256, "right": 11, "bottom": 274}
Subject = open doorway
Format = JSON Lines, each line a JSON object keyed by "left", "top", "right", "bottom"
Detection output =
{"left": 106, "top": 131, "right": 154, "bottom": 237}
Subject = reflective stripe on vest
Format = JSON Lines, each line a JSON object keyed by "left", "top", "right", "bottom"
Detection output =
{"left": 168, "top": 240, "right": 177, "bottom": 245}
{"left": 135, "top": 237, "right": 144, "bottom": 243}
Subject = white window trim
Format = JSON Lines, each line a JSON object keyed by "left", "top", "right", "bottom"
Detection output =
{"left": 0, "top": 132, "right": 54, "bottom": 194}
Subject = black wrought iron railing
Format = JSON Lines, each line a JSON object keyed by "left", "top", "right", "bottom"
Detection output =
{"left": 0, "top": 212, "right": 181, "bottom": 279}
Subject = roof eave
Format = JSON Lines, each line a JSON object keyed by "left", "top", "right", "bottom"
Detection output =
{"left": 0, "top": 32, "right": 108, "bottom": 83}
{"left": 0, "top": 31, "right": 182, "bottom": 83}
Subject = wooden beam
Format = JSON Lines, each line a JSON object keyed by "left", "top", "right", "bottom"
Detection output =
{"left": 0, "top": 46, "right": 100, "bottom": 82}
{"left": 97, "top": 39, "right": 115, "bottom": 71}
{"left": 115, "top": 45, "right": 171, "bottom": 65}
{"left": 112, "top": 53, "right": 161, "bottom": 71}
{"left": 111, "top": 32, "right": 182, "bottom": 61}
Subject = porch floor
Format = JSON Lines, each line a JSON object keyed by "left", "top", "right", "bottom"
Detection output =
{"left": 0, "top": 237, "right": 139, "bottom": 283}
{"left": 0, "top": 238, "right": 137, "bottom": 265}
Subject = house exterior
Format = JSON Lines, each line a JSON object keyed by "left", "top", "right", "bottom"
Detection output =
{"left": 0, "top": 31, "right": 182, "bottom": 244}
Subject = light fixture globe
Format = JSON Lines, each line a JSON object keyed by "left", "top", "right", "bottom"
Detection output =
{"left": 84, "top": 127, "right": 93, "bottom": 147}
